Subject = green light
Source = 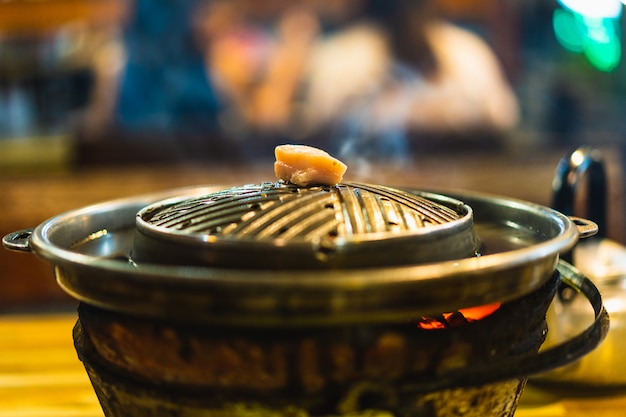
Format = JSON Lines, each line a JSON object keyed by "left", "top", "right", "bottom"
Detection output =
{"left": 553, "top": 8, "right": 622, "bottom": 72}
{"left": 553, "top": 8, "right": 584, "bottom": 52}
{"left": 584, "top": 32, "right": 621, "bottom": 71}
{"left": 584, "top": 16, "right": 611, "bottom": 43}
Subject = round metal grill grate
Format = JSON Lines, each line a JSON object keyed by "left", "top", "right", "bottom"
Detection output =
{"left": 142, "top": 182, "right": 463, "bottom": 241}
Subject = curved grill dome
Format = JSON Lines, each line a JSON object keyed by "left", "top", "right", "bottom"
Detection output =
{"left": 133, "top": 182, "right": 478, "bottom": 269}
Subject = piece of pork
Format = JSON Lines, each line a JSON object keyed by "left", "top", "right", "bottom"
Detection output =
{"left": 274, "top": 144, "right": 347, "bottom": 187}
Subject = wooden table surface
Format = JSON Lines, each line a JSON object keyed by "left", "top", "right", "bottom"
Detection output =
{"left": 0, "top": 311, "right": 625, "bottom": 417}
{"left": 0, "top": 311, "right": 103, "bottom": 417}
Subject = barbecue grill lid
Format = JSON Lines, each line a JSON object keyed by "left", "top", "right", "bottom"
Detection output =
{"left": 133, "top": 181, "right": 479, "bottom": 269}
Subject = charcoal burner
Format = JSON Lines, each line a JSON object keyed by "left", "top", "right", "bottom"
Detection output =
{"left": 73, "top": 271, "right": 560, "bottom": 417}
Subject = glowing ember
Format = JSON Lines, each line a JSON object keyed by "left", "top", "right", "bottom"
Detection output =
{"left": 417, "top": 302, "right": 502, "bottom": 330}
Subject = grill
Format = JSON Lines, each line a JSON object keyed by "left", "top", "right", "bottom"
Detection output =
{"left": 133, "top": 182, "right": 477, "bottom": 269}
{"left": 2, "top": 181, "right": 609, "bottom": 417}
{"left": 144, "top": 182, "right": 463, "bottom": 235}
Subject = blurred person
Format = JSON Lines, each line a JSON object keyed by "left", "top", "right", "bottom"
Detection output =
{"left": 300, "top": 0, "right": 520, "bottom": 162}
{"left": 198, "top": 0, "right": 320, "bottom": 140}
{"left": 81, "top": 0, "right": 317, "bottom": 159}
{"left": 80, "top": 0, "right": 223, "bottom": 145}
{"left": 76, "top": 0, "right": 254, "bottom": 164}
{"left": 200, "top": 0, "right": 519, "bottom": 159}
{"left": 115, "top": 0, "right": 222, "bottom": 136}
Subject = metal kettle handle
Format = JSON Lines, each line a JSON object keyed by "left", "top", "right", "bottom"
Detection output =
{"left": 552, "top": 147, "right": 607, "bottom": 238}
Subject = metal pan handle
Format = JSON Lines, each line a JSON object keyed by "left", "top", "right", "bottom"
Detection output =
{"left": 402, "top": 260, "right": 609, "bottom": 393}
{"left": 570, "top": 216, "right": 598, "bottom": 239}
{"left": 2, "top": 228, "right": 34, "bottom": 252}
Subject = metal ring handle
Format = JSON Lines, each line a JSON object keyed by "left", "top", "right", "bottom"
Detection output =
{"left": 569, "top": 216, "right": 598, "bottom": 239}
{"left": 2, "top": 228, "right": 34, "bottom": 252}
{"left": 401, "top": 260, "right": 609, "bottom": 393}
{"left": 552, "top": 147, "right": 607, "bottom": 238}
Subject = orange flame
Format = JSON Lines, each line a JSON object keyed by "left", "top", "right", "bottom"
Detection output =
{"left": 417, "top": 302, "right": 502, "bottom": 330}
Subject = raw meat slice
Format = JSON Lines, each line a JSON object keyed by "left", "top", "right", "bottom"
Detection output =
{"left": 274, "top": 144, "right": 347, "bottom": 186}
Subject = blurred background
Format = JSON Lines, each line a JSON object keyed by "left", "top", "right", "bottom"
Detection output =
{"left": 1, "top": 0, "right": 626, "bottom": 310}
